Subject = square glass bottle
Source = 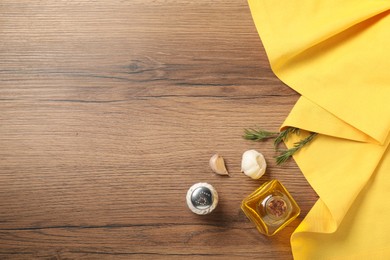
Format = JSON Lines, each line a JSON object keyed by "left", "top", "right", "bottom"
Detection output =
{"left": 241, "top": 180, "right": 300, "bottom": 236}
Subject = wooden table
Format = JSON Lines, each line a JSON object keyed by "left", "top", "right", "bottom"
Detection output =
{"left": 0, "top": 1, "right": 318, "bottom": 259}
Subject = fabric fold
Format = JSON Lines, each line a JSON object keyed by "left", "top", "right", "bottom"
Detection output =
{"left": 287, "top": 130, "right": 390, "bottom": 259}
{"left": 249, "top": 1, "right": 390, "bottom": 71}
{"left": 249, "top": 0, "right": 390, "bottom": 144}
{"left": 282, "top": 97, "right": 376, "bottom": 143}
{"left": 282, "top": 99, "right": 389, "bottom": 233}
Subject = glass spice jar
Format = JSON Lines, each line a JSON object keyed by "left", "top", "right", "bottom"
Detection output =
{"left": 241, "top": 180, "right": 300, "bottom": 236}
{"left": 186, "top": 183, "right": 218, "bottom": 215}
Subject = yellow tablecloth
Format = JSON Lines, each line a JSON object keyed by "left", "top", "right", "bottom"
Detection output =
{"left": 248, "top": 1, "right": 390, "bottom": 258}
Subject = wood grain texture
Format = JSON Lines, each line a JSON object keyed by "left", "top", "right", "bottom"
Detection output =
{"left": 0, "top": 1, "right": 318, "bottom": 259}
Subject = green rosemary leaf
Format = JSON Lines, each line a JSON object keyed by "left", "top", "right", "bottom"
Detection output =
{"left": 273, "top": 127, "right": 300, "bottom": 148}
{"left": 275, "top": 149, "right": 296, "bottom": 165}
{"left": 275, "top": 132, "right": 318, "bottom": 165}
{"left": 243, "top": 128, "right": 278, "bottom": 141}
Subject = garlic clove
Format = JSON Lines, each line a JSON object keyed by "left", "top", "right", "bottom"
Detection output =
{"left": 241, "top": 149, "right": 266, "bottom": 179}
{"left": 209, "top": 153, "right": 229, "bottom": 176}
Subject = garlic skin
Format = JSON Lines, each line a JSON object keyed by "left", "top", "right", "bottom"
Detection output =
{"left": 209, "top": 153, "right": 229, "bottom": 176}
{"left": 241, "top": 149, "right": 267, "bottom": 179}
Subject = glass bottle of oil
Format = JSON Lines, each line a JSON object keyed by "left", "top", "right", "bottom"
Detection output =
{"left": 241, "top": 180, "right": 300, "bottom": 236}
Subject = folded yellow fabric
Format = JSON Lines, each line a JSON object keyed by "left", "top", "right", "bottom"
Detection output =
{"left": 284, "top": 99, "right": 390, "bottom": 259}
{"left": 248, "top": 0, "right": 390, "bottom": 259}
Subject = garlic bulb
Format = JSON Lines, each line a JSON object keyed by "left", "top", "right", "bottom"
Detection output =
{"left": 209, "top": 153, "right": 229, "bottom": 176}
{"left": 241, "top": 149, "right": 267, "bottom": 179}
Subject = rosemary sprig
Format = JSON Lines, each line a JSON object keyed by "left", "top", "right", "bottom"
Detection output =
{"left": 243, "top": 127, "right": 318, "bottom": 165}
{"left": 243, "top": 128, "right": 278, "bottom": 141}
{"left": 273, "top": 127, "right": 300, "bottom": 148}
{"left": 275, "top": 132, "right": 318, "bottom": 165}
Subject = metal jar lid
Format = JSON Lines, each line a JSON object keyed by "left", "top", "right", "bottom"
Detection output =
{"left": 186, "top": 183, "right": 218, "bottom": 215}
